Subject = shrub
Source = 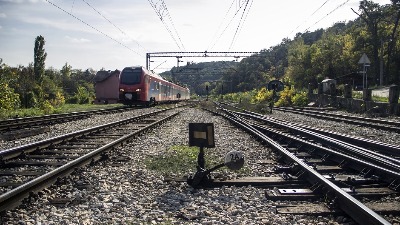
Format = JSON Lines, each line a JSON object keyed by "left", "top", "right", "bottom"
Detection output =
{"left": 50, "top": 91, "right": 65, "bottom": 107}
{"left": 292, "top": 92, "right": 308, "bottom": 106}
{"left": 251, "top": 87, "right": 273, "bottom": 104}
{"left": 0, "top": 82, "right": 20, "bottom": 111}
{"left": 275, "top": 86, "right": 294, "bottom": 107}
{"left": 39, "top": 99, "right": 54, "bottom": 114}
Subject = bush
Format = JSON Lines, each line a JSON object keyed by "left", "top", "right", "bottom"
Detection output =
{"left": 50, "top": 91, "right": 65, "bottom": 107}
{"left": 251, "top": 87, "right": 273, "bottom": 104}
{"left": 39, "top": 100, "right": 54, "bottom": 114}
{"left": 24, "top": 91, "right": 38, "bottom": 108}
{"left": 292, "top": 92, "right": 308, "bottom": 106}
{"left": 275, "top": 86, "right": 294, "bottom": 107}
{"left": 0, "top": 82, "right": 20, "bottom": 110}
{"left": 69, "top": 86, "right": 91, "bottom": 104}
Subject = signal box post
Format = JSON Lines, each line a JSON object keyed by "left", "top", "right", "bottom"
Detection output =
{"left": 189, "top": 123, "right": 215, "bottom": 170}
{"left": 187, "top": 123, "right": 244, "bottom": 188}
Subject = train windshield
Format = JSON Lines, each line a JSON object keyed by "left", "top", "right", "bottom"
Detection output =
{"left": 120, "top": 68, "right": 142, "bottom": 85}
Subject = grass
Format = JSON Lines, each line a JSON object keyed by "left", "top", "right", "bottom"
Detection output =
{"left": 144, "top": 145, "right": 202, "bottom": 175}
{"left": 144, "top": 145, "right": 251, "bottom": 177}
{"left": 0, "top": 103, "right": 124, "bottom": 120}
{"left": 351, "top": 91, "right": 397, "bottom": 102}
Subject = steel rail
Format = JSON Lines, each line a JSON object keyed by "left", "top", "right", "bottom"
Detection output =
{"left": 242, "top": 110, "right": 400, "bottom": 157}
{"left": 215, "top": 108, "right": 391, "bottom": 225}
{"left": 0, "top": 106, "right": 131, "bottom": 132}
{"left": 274, "top": 107, "right": 400, "bottom": 133}
{"left": 0, "top": 110, "right": 181, "bottom": 212}
{"left": 225, "top": 110, "right": 400, "bottom": 180}
{"left": 0, "top": 109, "right": 167, "bottom": 160}
{"left": 284, "top": 107, "right": 400, "bottom": 127}
{"left": 232, "top": 110, "right": 400, "bottom": 172}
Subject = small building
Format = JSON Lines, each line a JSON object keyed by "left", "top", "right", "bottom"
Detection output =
{"left": 94, "top": 70, "right": 120, "bottom": 104}
{"left": 321, "top": 78, "right": 337, "bottom": 94}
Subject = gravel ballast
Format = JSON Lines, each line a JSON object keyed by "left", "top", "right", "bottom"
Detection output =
{"left": 1, "top": 106, "right": 399, "bottom": 224}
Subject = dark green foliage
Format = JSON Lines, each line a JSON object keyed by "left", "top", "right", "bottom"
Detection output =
{"left": 34, "top": 35, "right": 47, "bottom": 83}
{"left": 160, "top": 61, "right": 238, "bottom": 96}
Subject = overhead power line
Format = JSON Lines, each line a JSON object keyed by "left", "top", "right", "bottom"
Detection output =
{"left": 303, "top": 0, "right": 351, "bottom": 33}
{"left": 208, "top": 0, "right": 249, "bottom": 51}
{"left": 207, "top": 0, "right": 236, "bottom": 51}
{"left": 81, "top": 0, "right": 149, "bottom": 53}
{"left": 287, "top": 0, "right": 330, "bottom": 36}
{"left": 228, "top": 0, "right": 254, "bottom": 51}
{"left": 44, "top": 0, "right": 143, "bottom": 57}
{"left": 147, "top": 0, "right": 185, "bottom": 51}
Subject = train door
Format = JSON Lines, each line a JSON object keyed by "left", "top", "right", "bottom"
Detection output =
{"left": 143, "top": 75, "right": 149, "bottom": 101}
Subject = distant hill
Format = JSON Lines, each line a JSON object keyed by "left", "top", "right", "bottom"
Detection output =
{"left": 160, "top": 61, "right": 238, "bottom": 95}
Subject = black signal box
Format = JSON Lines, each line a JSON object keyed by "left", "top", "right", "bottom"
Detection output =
{"left": 188, "top": 123, "right": 215, "bottom": 148}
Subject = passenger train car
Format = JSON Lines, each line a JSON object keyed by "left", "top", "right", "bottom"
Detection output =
{"left": 119, "top": 66, "right": 190, "bottom": 106}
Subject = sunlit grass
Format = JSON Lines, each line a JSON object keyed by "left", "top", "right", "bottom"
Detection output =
{"left": 144, "top": 145, "right": 251, "bottom": 177}
{"left": 352, "top": 91, "right": 393, "bottom": 102}
{"left": 144, "top": 145, "right": 201, "bottom": 176}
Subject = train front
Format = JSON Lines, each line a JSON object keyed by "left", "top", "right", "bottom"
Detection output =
{"left": 119, "top": 67, "right": 146, "bottom": 105}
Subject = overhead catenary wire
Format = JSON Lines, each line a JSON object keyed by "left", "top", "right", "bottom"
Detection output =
{"left": 208, "top": 0, "right": 249, "bottom": 51}
{"left": 228, "top": 0, "right": 254, "bottom": 51}
{"left": 287, "top": 0, "right": 330, "bottom": 36}
{"left": 207, "top": 0, "right": 236, "bottom": 51}
{"left": 147, "top": 0, "right": 185, "bottom": 51}
{"left": 81, "top": 0, "right": 149, "bottom": 54}
{"left": 303, "top": 0, "right": 351, "bottom": 33}
{"left": 160, "top": 0, "right": 185, "bottom": 51}
{"left": 44, "top": 0, "right": 144, "bottom": 57}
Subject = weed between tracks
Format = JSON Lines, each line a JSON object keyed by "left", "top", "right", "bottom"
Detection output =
{"left": 144, "top": 145, "right": 216, "bottom": 175}
{"left": 145, "top": 145, "right": 251, "bottom": 177}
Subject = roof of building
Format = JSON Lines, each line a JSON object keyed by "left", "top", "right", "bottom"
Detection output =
{"left": 94, "top": 70, "right": 120, "bottom": 83}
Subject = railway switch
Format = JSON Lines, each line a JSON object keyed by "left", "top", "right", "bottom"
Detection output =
{"left": 187, "top": 123, "right": 244, "bottom": 188}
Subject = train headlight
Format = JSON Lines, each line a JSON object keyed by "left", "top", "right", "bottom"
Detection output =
{"left": 119, "top": 88, "right": 125, "bottom": 92}
{"left": 136, "top": 88, "right": 141, "bottom": 92}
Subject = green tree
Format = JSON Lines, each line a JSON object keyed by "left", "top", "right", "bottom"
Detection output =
{"left": 0, "top": 60, "right": 21, "bottom": 110}
{"left": 353, "top": 1, "right": 384, "bottom": 85}
{"left": 34, "top": 35, "right": 47, "bottom": 83}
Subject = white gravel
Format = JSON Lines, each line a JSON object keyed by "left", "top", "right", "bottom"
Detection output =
{"left": 1, "top": 105, "right": 399, "bottom": 224}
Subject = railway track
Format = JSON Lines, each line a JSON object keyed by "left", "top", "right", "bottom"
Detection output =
{"left": 274, "top": 107, "right": 400, "bottom": 133}
{"left": 0, "top": 107, "right": 181, "bottom": 212}
{"left": 200, "top": 103, "right": 400, "bottom": 225}
{"left": 0, "top": 106, "right": 136, "bottom": 141}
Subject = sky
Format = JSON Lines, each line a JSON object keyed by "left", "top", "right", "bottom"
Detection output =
{"left": 0, "top": 0, "right": 393, "bottom": 73}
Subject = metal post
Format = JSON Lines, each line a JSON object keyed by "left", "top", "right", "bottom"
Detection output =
{"left": 380, "top": 39, "right": 384, "bottom": 86}
{"left": 146, "top": 53, "right": 150, "bottom": 70}
{"left": 197, "top": 146, "right": 205, "bottom": 170}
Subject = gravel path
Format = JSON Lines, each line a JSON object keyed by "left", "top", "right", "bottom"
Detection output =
{"left": 1, "top": 105, "right": 399, "bottom": 224}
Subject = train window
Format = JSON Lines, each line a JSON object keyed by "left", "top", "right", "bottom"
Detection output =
{"left": 120, "top": 68, "right": 141, "bottom": 85}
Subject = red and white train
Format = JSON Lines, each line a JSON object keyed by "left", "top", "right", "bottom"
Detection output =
{"left": 119, "top": 66, "right": 190, "bottom": 106}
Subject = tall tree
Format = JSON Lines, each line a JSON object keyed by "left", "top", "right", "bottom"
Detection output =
{"left": 387, "top": 0, "right": 400, "bottom": 84}
{"left": 34, "top": 35, "right": 47, "bottom": 83}
{"left": 353, "top": 1, "right": 384, "bottom": 85}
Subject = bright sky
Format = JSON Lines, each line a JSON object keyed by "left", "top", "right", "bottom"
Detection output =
{"left": 0, "top": 0, "right": 392, "bottom": 73}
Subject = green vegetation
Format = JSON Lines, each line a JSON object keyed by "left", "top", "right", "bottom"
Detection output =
{"left": 0, "top": 35, "right": 98, "bottom": 119}
{"left": 145, "top": 145, "right": 251, "bottom": 177}
{"left": 144, "top": 145, "right": 204, "bottom": 175}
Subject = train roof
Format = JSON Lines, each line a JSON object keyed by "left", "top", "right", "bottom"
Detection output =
{"left": 122, "top": 66, "right": 189, "bottom": 90}
{"left": 123, "top": 66, "right": 165, "bottom": 80}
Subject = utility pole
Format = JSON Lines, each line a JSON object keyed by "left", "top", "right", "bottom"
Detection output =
{"left": 380, "top": 39, "right": 384, "bottom": 86}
